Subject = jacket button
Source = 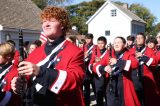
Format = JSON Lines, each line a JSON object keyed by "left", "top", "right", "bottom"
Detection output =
{"left": 57, "top": 58, "right": 60, "bottom": 62}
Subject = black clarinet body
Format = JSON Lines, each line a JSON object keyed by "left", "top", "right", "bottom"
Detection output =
{"left": 108, "top": 43, "right": 113, "bottom": 92}
{"left": 19, "top": 29, "right": 32, "bottom": 106}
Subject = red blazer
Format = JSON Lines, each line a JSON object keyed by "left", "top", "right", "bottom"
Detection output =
{"left": 83, "top": 43, "right": 95, "bottom": 63}
{"left": 130, "top": 47, "right": 160, "bottom": 106}
{"left": 153, "top": 51, "right": 160, "bottom": 96}
{"left": 157, "top": 51, "right": 160, "bottom": 63}
{"left": 13, "top": 50, "right": 20, "bottom": 66}
{"left": 92, "top": 50, "right": 141, "bottom": 106}
{"left": 2, "top": 63, "right": 20, "bottom": 106}
{"left": 89, "top": 46, "right": 107, "bottom": 64}
{"left": 88, "top": 46, "right": 107, "bottom": 74}
{"left": 26, "top": 40, "right": 85, "bottom": 106}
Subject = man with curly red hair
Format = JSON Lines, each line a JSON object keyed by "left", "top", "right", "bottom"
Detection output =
{"left": 11, "top": 6, "right": 85, "bottom": 106}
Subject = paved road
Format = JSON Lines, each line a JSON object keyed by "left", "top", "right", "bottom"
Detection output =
{"left": 89, "top": 86, "right": 106, "bottom": 106}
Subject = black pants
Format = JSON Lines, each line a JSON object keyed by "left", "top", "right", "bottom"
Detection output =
{"left": 131, "top": 69, "right": 144, "bottom": 106}
{"left": 94, "top": 75, "right": 107, "bottom": 106}
{"left": 83, "top": 75, "right": 96, "bottom": 106}
{"left": 106, "top": 75, "right": 124, "bottom": 106}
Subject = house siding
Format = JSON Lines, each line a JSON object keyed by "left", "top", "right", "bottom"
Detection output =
{"left": 88, "top": 3, "right": 131, "bottom": 44}
{"left": 0, "top": 29, "right": 40, "bottom": 49}
{"left": 131, "top": 21, "right": 145, "bottom": 36}
{"left": 87, "top": 1, "right": 146, "bottom": 44}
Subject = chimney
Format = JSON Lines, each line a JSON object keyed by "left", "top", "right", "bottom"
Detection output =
{"left": 122, "top": 3, "right": 128, "bottom": 9}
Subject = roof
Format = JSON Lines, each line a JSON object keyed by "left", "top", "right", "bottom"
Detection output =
{"left": 86, "top": 0, "right": 146, "bottom": 24}
{"left": 0, "top": 0, "right": 42, "bottom": 31}
{"left": 66, "top": 29, "right": 80, "bottom": 36}
{"left": 112, "top": 2, "right": 146, "bottom": 23}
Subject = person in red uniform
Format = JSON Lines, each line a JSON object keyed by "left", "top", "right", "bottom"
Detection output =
{"left": 126, "top": 35, "right": 135, "bottom": 50}
{"left": 146, "top": 36, "right": 160, "bottom": 94}
{"left": 146, "top": 37, "right": 158, "bottom": 50}
{"left": 90, "top": 36, "right": 140, "bottom": 106}
{"left": 78, "top": 39, "right": 86, "bottom": 51}
{"left": 0, "top": 42, "right": 20, "bottom": 106}
{"left": 88, "top": 36, "right": 107, "bottom": 106}
{"left": 83, "top": 33, "right": 96, "bottom": 106}
{"left": 11, "top": 6, "right": 85, "bottom": 106}
{"left": 6, "top": 40, "right": 20, "bottom": 67}
{"left": 129, "top": 33, "right": 160, "bottom": 106}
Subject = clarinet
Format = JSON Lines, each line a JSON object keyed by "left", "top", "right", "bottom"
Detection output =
{"left": 95, "top": 46, "right": 100, "bottom": 62}
{"left": 108, "top": 43, "right": 113, "bottom": 92}
{"left": 18, "top": 29, "right": 27, "bottom": 106}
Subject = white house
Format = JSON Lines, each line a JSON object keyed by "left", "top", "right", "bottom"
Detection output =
{"left": 86, "top": 0, "right": 146, "bottom": 44}
{"left": 0, "top": 0, "right": 42, "bottom": 48}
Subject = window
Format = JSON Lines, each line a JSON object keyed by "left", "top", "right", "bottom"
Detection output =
{"left": 105, "top": 30, "right": 110, "bottom": 36}
{"left": 132, "top": 24, "right": 145, "bottom": 34}
{"left": 111, "top": 9, "right": 117, "bottom": 17}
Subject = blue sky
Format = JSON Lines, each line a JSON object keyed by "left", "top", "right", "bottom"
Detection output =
{"left": 71, "top": 0, "right": 160, "bottom": 24}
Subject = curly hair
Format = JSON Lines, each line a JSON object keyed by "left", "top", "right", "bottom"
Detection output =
{"left": 41, "top": 6, "right": 70, "bottom": 34}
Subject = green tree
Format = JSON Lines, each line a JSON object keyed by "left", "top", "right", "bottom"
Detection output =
{"left": 32, "top": 0, "right": 47, "bottom": 9}
{"left": 66, "top": 0, "right": 105, "bottom": 34}
{"left": 129, "top": 3, "right": 156, "bottom": 35}
{"left": 32, "top": 0, "right": 72, "bottom": 9}
{"left": 152, "top": 22, "right": 160, "bottom": 36}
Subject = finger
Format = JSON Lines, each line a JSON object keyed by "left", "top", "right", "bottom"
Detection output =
{"left": 18, "top": 65, "right": 29, "bottom": 72}
{"left": 18, "top": 61, "right": 30, "bottom": 67}
{"left": 19, "top": 68, "right": 33, "bottom": 75}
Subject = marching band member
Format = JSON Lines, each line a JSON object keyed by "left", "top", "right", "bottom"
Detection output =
{"left": 83, "top": 33, "right": 96, "bottom": 106}
{"left": 130, "top": 33, "right": 160, "bottom": 106}
{"left": 126, "top": 35, "right": 135, "bottom": 50}
{"left": 146, "top": 36, "right": 158, "bottom": 50}
{"left": 91, "top": 36, "right": 140, "bottom": 106}
{"left": 0, "top": 42, "right": 20, "bottom": 106}
{"left": 89, "top": 36, "right": 107, "bottom": 106}
{"left": 11, "top": 6, "right": 85, "bottom": 106}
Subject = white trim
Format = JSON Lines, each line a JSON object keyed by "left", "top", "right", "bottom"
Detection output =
{"left": 50, "top": 70, "right": 67, "bottom": 94}
{"left": 47, "top": 56, "right": 57, "bottom": 68}
{"left": 35, "top": 83, "right": 43, "bottom": 92}
{"left": 88, "top": 64, "right": 92, "bottom": 74}
{"left": 37, "top": 40, "right": 66, "bottom": 66}
{"left": 32, "top": 40, "right": 66, "bottom": 81}
{"left": 0, "top": 65, "right": 13, "bottom": 79}
{"left": 96, "top": 65, "right": 102, "bottom": 77}
{"left": 86, "top": 45, "right": 94, "bottom": 55}
{"left": 40, "top": 35, "right": 47, "bottom": 41}
{"left": 0, "top": 91, "right": 12, "bottom": 106}
{"left": 124, "top": 60, "right": 131, "bottom": 71}
{"left": 100, "top": 50, "right": 107, "bottom": 59}
{"left": 146, "top": 58, "right": 153, "bottom": 66}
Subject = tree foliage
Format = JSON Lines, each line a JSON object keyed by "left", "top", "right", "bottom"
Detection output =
{"left": 152, "top": 22, "right": 160, "bottom": 36}
{"left": 129, "top": 3, "right": 156, "bottom": 35}
{"left": 65, "top": 0, "right": 105, "bottom": 34}
{"left": 32, "top": 0, "right": 47, "bottom": 9}
{"left": 32, "top": 0, "right": 72, "bottom": 9}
